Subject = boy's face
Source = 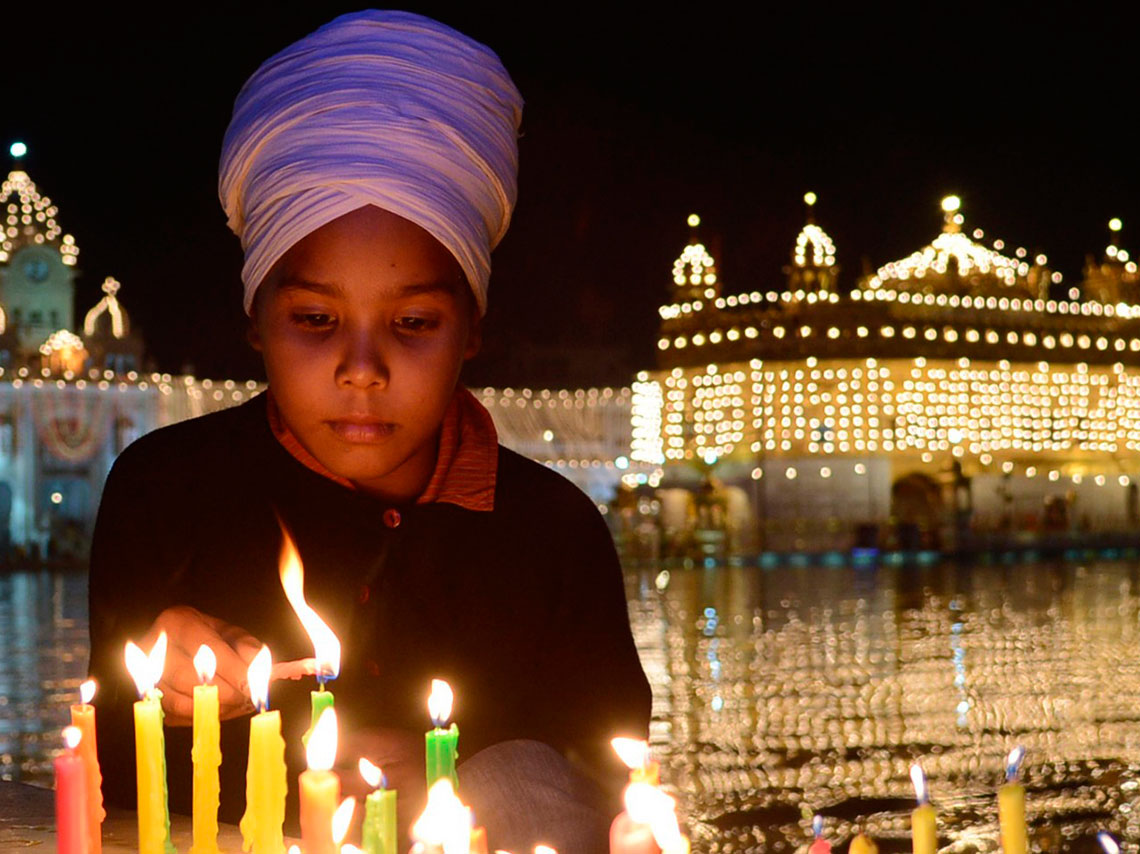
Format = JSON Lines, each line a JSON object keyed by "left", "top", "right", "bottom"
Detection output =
{"left": 249, "top": 205, "right": 481, "bottom": 501}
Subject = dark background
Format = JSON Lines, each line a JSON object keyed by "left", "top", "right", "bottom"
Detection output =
{"left": 4, "top": 4, "right": 1133, "bottom": 386}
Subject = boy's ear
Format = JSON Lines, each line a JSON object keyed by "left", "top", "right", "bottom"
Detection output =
{"left": 246, "top": 316, "right": 263, "bottom": 352}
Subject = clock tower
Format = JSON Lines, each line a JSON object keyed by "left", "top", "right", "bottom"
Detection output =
{"left": 0, "top": 166, "right": 80, "bottom": 352}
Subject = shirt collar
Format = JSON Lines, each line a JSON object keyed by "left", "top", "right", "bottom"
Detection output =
{"left": 265, "top": 386, "right": 497, "bottom": 511}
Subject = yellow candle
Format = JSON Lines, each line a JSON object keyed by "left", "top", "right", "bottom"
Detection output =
{"left": 910, "top": 764, "right": 937, "bottom": 854}
{"left": 300, "top": 707, "right": 340, "bottom": 854}
{"left": 240, "top": 646, "right": 288, "bottom": 854}
{"left": 125, "top": 635, "right": 174, "bottom": 854}
{"left": 70, "top": 680, "right": 104, "bottom": 854}
{"left": 191, "top": 646, "right": 221, "bottom": 854}
{"left": 999, "top": 747, "right": 1028, "bottom": 854}
{"left": 849, "top": 833, "right": 879, "bottom": 854}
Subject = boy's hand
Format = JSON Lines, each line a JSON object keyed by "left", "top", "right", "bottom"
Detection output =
{"left": 142, "top": 605, "right": 261, "bottom": 726}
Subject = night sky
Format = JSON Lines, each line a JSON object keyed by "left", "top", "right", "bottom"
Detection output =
{"left": 4, "top": 5, "right": 1133, "bottom": 386}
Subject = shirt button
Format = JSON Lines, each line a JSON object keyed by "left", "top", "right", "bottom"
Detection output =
{"left": 383, "top": 508, "right": 401, "bottom": 528}
{"left": 358, "top": 584, "right": 371, "bottom": 604}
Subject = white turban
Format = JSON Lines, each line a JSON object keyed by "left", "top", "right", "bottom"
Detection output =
{"left": 219, "top": 10, "right": 523, "bottom": 315}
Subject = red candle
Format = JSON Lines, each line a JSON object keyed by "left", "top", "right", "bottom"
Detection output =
{"left": 70, "top": 679, "right": 104, "bottom": 854}
{"left": 55, "top": 726, "right": 89, "bottom": 854}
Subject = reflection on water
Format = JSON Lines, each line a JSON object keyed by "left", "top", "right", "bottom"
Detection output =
{"left": 5, "top": 563, "right": 1140, "bottom": 854}
{"left": 0, "top": 571, "right": 88, "bottom": 784}
{"left": 628, "top": 562, "right": 1140, "bottom": 853}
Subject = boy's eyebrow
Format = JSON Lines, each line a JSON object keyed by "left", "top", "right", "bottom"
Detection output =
{"left": 276, "top": 277, "right": 462, "bottom": 298}
{"left": 275, "top": 277, "right": 341, "bottom": 296}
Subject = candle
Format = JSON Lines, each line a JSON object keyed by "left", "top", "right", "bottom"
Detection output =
{"left": 191, "top": 645, "right": 221, "bottom": 854}
{"left": 809, "top": 815, "right": 831, "bottom": 854}
{"left": 611, "top": 737, "right": 659, "bottom": 786}
{"left": 239, "top": 646, "right": 288, "bottom": 854}
{"left": 332, "top": 796, "right": 356, "bottom": 850}
{"left": 360, "top": 758, "right": 397, "bottom": 854}
{"left": 998, "top": 747, "right": 1027, "bottom": 854}
{"left": 426, "top": 679, "right": 459, "bottom": 790}
{"left": 411, "top": 779, "right": 473, "bottom": 854}
{"left": 55, "top": 726, "right": 89, "bottom": 854}
{"left": 611, "top": 782, "right": 689, "bottom": 854}
{"left": 849, "top": 832, "right": 879, "bottom": 854}
{"left": 910, "top": 764, "right": 937, "bottom": 854}
{"left": 301, "top": 706, "right": 341, "bottom": 854}
{"left": 278, "top": 525, "right": 341, "bottom": 737}
{"left": 124, "top": 633, "right": 174, "bottom": 854}
{"left": 70, "top": 679, "right": 104, "bottom": 854}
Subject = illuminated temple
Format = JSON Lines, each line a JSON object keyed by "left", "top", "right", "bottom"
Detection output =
{"left": 631, "top": 198, "right": 1140, "bottom": 553}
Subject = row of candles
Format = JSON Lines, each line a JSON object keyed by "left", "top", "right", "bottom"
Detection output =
{"left": 52, "top": 527, "right": 690, "bottom": 853}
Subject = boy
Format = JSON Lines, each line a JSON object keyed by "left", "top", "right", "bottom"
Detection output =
{"left": 87, "top": 11, "right": 651, "bottom": 853}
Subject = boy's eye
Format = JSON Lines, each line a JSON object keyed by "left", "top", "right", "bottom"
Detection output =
{"left": 292, "top": 312, "right": 335, "bottom": 329}
{"left": 394, "top": 315, "right": 436, "bottom": 333}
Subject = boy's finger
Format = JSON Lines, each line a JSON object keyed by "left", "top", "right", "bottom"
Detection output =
{"left": 220, "top": 694, "right": 257, "bottom": 721}
{"left": 157, "top": 681, "right": 195, "bottom": 725}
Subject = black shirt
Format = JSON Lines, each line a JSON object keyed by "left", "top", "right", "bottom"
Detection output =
{"left": 88, "top": 393, "right": 651, "bottom": 823}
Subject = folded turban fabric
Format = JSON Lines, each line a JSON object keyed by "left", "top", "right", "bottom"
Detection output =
{"left": 219, "top": 10, "right": 523, "bottom": 315}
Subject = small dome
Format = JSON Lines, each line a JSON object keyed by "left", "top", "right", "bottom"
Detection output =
{"left": 84, "top": 276, "right": 130, "bottom": 339}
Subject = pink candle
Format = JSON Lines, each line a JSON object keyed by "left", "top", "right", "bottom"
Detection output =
{"left": 55, "top": 726, "right": 89, "bottom": 854}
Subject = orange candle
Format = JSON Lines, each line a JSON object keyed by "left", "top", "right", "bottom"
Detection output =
{"left": 300, "top": 706, "right": 341, "bottom": 854}
{"left": 70, "top": 679, "right": 104, "bottom": 854}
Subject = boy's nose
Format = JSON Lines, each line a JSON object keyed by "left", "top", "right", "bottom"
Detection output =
{"left": 335, "top": 332, "right": 389, "bottom": 389}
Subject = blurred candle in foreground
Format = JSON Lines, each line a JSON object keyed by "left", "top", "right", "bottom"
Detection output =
{"left": 910, "top": 764, "right": 937, "bottom": 854}
{"left": 125, "top": 633, "right": 174, "bottom": 854}
{"left": 999, "top": 747, "right": 1027, "bottom": 854}
{"left": 849, "top": 831, "right": 879, "bottom": 854}
{"left": 611, "top": 738, "right": 659, "bottom": 786}
{"left": 300, "top": 707, "right": 341, "bottom": 854}
{"left": 360, "top": 758, "right": 397, "bottom": 854}
{"left": 412, "top": 779, "right": 472, "bottom": 854}
{"left": 239, "top": 646, "right": 287, "bottom": 854}
{"left": 809, "top": 815, "right": 831, "bottom": 854}
{"left": 55, "top": 726, "right": 88, "bottom": 854}
{"left": 70, "top": 679, "right": 104, "bottom": 854}
{"left": 611, "top": 781, "right": 688, "bottom": 854}
{"left": 426, "top": 679, "right": 459, "bottom": 790}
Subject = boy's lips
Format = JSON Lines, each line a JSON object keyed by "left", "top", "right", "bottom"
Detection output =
{"left": 325, "top": 418, "right": 397, "bottom": 443}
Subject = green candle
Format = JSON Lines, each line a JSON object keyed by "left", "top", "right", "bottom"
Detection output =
{"left": 359, "top": 758, "right": 396, "bottom": 854}
{"left": 310, "top": 686, "right": 335, "bottom": 734}
{"left": 425, "top": 680, "right": 459, "bottom": 790}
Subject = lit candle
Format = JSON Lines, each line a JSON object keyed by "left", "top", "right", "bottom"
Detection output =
{"left": 610, "top": 782, "right": 689, "bottom": 854}
{"left": 360, "top": 758, "right": 397, "bottom": 854}
{"left": 426, "top": 679, "right": 459, "bottom": 790}
{"left": 849, "top": 832, "right": 879, "bottom": 854}
{"left": 1098, "top": 832, "right": 1120, "bottom": 854}
{"left": 611, "top": 737, "right": 659, "bottom": 786}
{"left": 332, "top": 796, "right": 356, "bottom": 851}
{"left": 55, "top": 726, "right": 88, "bottom": 854}
{"left": 998, "top": 747, "right": 1027, "bottom": 854}
{"left": 124, "top": 633, "right": 174, "bottom": 854}
{"left": 191, "top": 645, "right": 221, "bottom": 854}
{"left": 301, "top": 707, "right": 341, "bottom": 854}
{"left": 239, "top": 646, "right": 288, "bottom": 854}
{"left": 411, "top": 779, "right": 473, "bottom": 854}
{"left": 809, "top": 815, "right": 831, "bottom": 854}
{"left": 278, "top": 525, "right": 341, "bottom": 735}
{"left": 70, "top": 679, "right": 104, "bottom": 854}
{"left": 910, "top": 764, "right": 937, "bottom": 854}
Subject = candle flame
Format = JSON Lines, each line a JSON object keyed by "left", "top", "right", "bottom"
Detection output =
{"left": 611, "top": 737, "right": 649, "bottom": 769}
{"left": 62, "top": 725, "right": 82, "bottom": 750}
{"left": 624, "top": 782, "right": 685, "bottom": 852}
{"left": 428, "top": 679, "right": 454, "bottom": 727}
{"left": 1006, "top": 746, "right": 1026, "bottom": 781}
{"left": 278, "top": 522, "right": 341, "bottom": 681}
{"left": 124, "top": 631, "right": 167, "bottom": 697}
{"left": 194, "top": 645, "right": 218, "bottom": 683}
{"left": 535, "top": 847, "right": 558, "bottom": 854}
{"left": 341, "top": 847, "right": 363, "bottom": 854}
{"left": 1099, "top": 833, "right": 1120, "bottom": 854}
{"left": 248, "top": 645, "right": 272, "bottom": 712}
{"left": 910, "top": 763, "right": 928, "bottom": 804}
{"left": 79, "top": 679, "right": 96, "bottom": 705}
{"left": 359, "top": 757, "right": 385, "bottom": 789}
{"left": 332, "top": 796, "right": 356, "bottom": 845}
{"left": 306, "top": 706, "right": 338, "bottom": 772}
{"left": 412, "top": 779, "right": 472, "bottom": 854}
{"left": 288, "top": 846, "right": 302, "bottom": 854}
{"left": 813, "top": 815, "right": 824, "bottom": 838}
